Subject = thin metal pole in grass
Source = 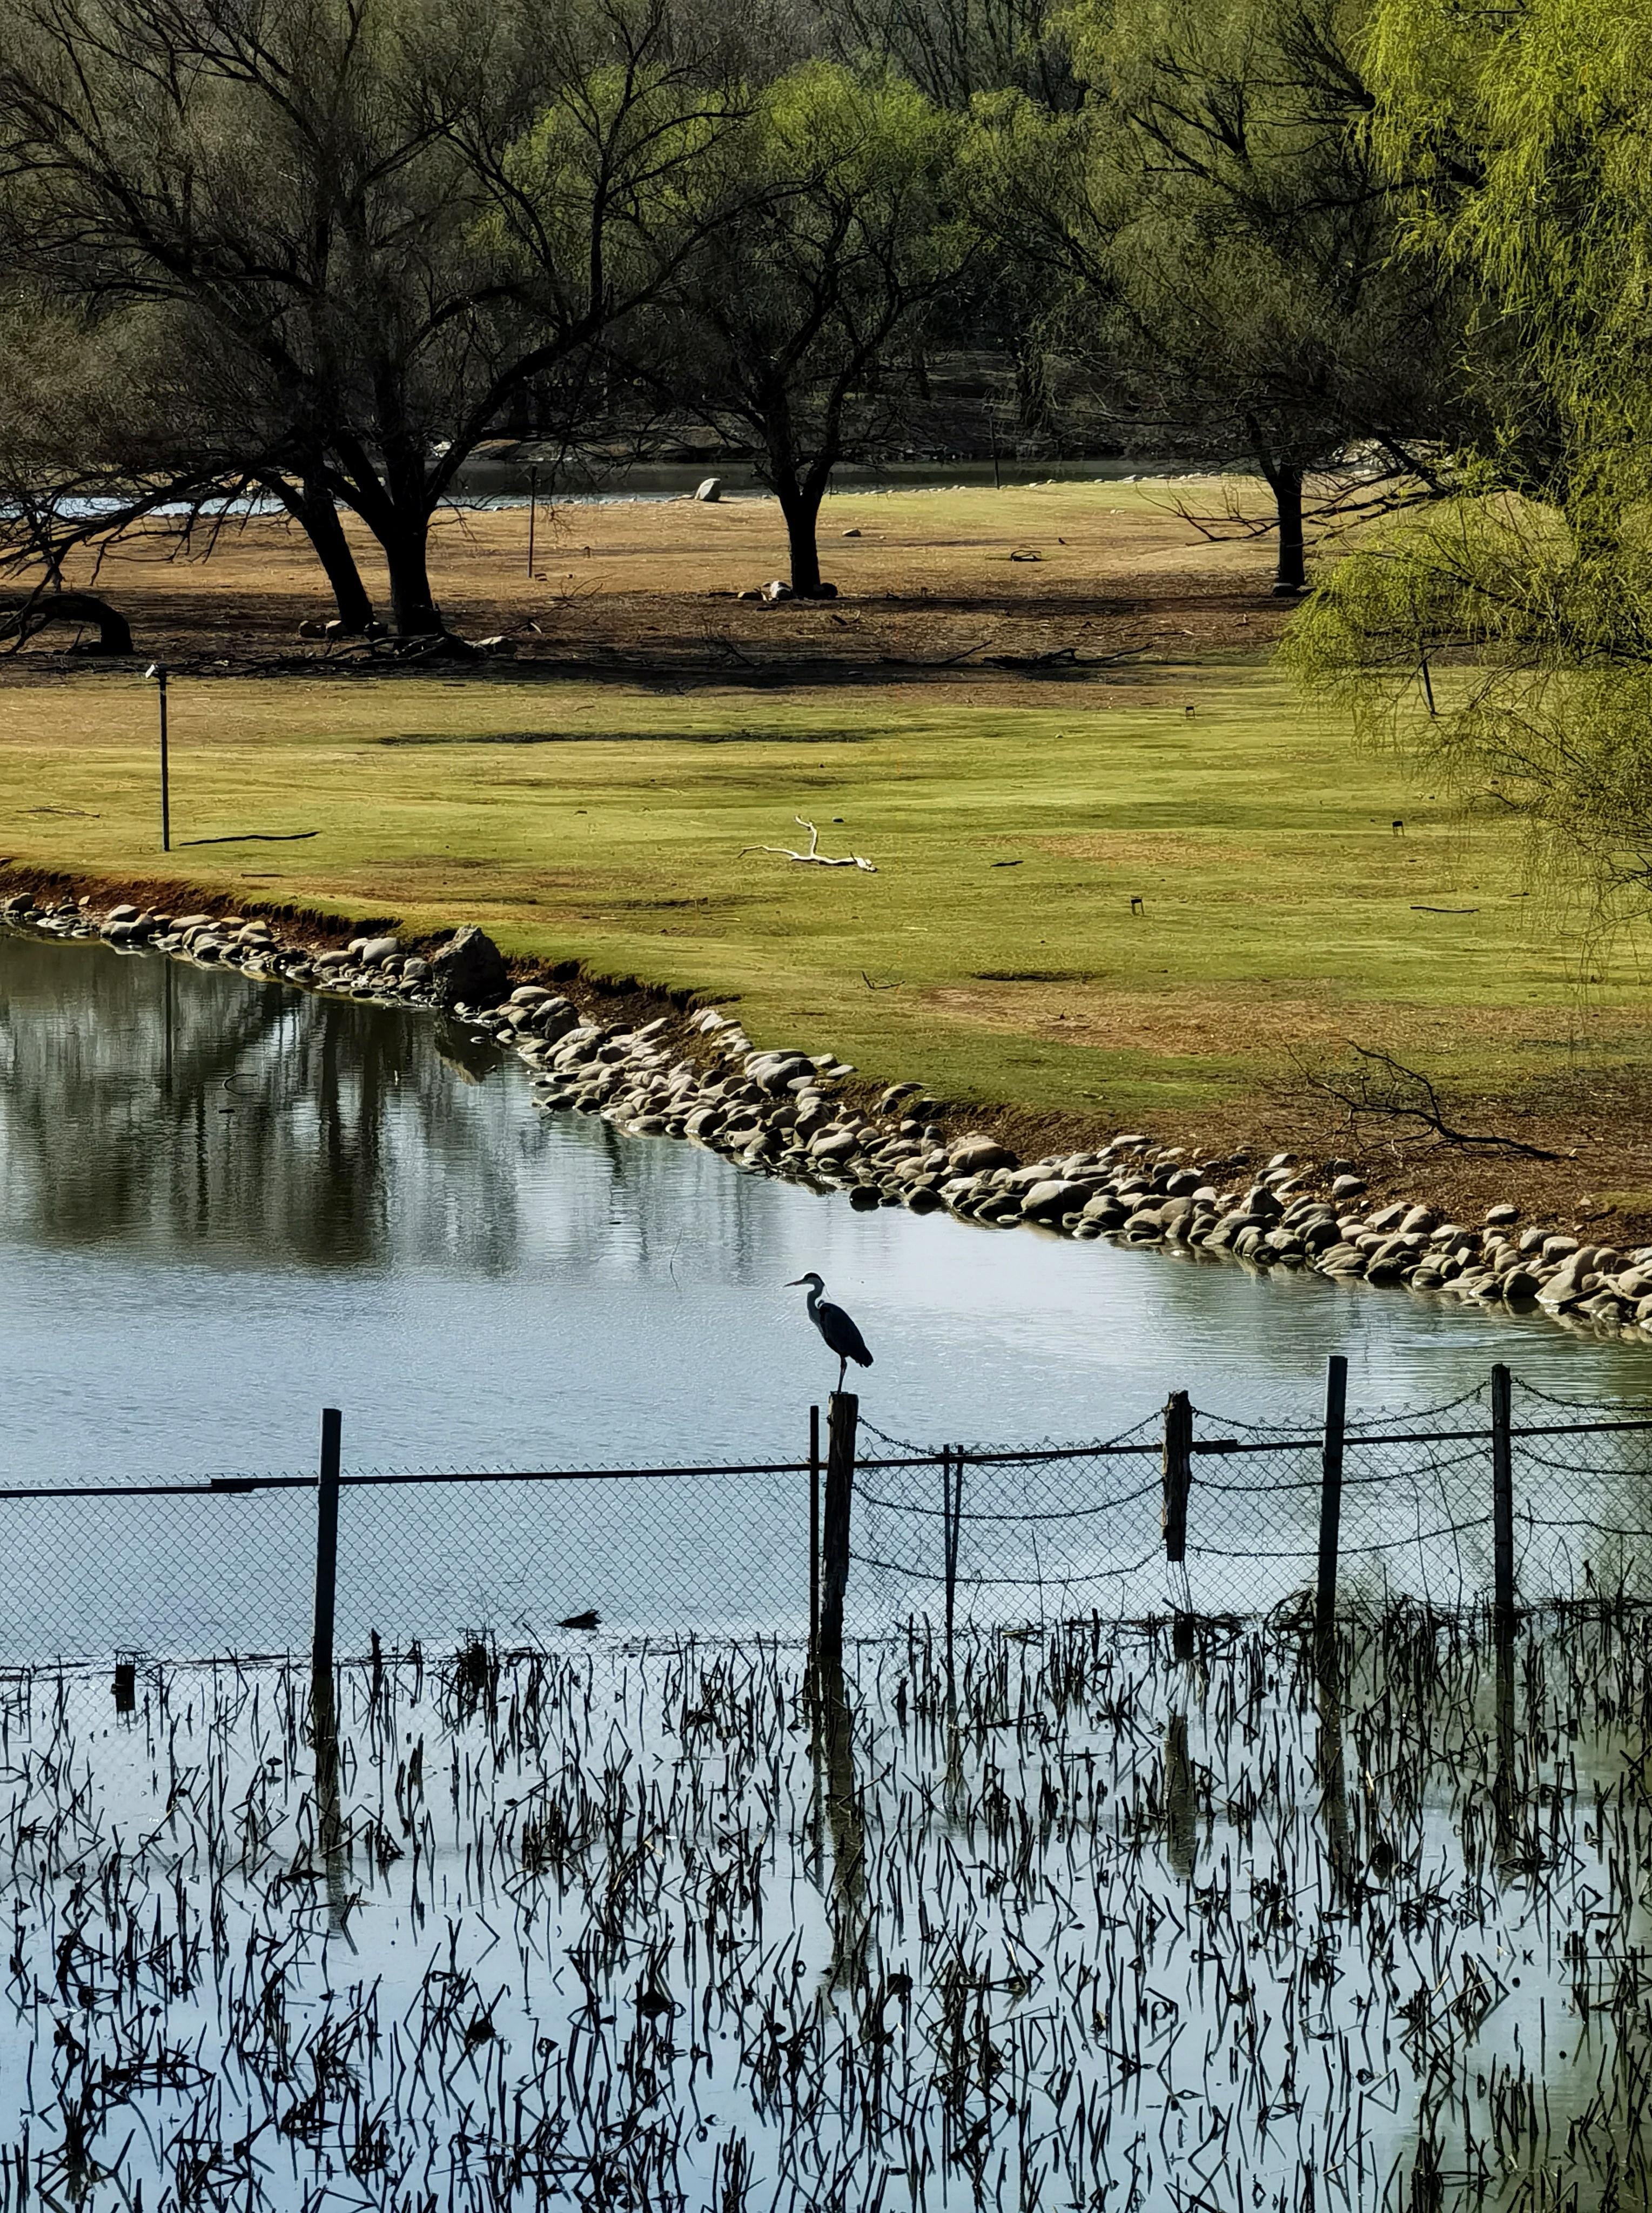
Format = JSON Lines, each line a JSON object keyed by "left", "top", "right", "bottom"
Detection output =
{"left": 1316, "top": 1356, "right": 1348, "bottom": 1649}
{"left": 145, "top": 661, "right": 171, "bottom": 850}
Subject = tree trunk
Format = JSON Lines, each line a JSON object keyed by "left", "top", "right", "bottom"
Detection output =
{"left": 1016, "top": 345, "right": 1056, "bottom": 448}
{"left": 263, "top": 473, "right": 375, "bottom": 633}
{"left": 1270, "top": 464, "right": 1306, "bottom": 595}
{"left": 0, "top": 589, "right": 132, "bottom": 654}
{"left": 381, "top": 517, "right": 446, "bottom": 636}
{"left": 296, "top": 484, "right": 375, "bottom": 634}
{"left": 777, "top": 484, "right": 827, "bottom": 598}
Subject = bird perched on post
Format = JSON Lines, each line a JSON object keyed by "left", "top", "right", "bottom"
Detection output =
{"left": 788, "top": 1273, "right": 873, "bottom": 1390}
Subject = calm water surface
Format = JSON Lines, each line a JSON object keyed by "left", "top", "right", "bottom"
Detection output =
{"left": 2, "top": 946, "right": 1638, "bottom": 2207}
{"left": 3, "top": 925, "right": 1647, "bottom": 1493}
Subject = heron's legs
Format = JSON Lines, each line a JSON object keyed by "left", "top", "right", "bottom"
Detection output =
{"left": 837, "top": 1354, "right": 847, "bottom": 1391}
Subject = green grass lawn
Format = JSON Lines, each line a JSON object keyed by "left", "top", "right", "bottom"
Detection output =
{"left": 0, "top": 662, "right": 1635, "bottom": 1119}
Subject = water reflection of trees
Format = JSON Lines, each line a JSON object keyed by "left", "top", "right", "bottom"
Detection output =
{"left": 0, "top": 933, "right": 801, "bottom": 1283}
{"left": 0, "top": 935, "right": 528, "bottom": 1271}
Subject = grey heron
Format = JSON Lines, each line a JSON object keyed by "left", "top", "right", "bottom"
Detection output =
{"left": 788, "top": 1272, "right": 874, "bottom": 1390}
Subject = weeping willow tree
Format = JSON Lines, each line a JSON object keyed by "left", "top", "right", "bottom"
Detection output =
{"left": 1285, "top": 0, "right": 1652, "bottom": 912}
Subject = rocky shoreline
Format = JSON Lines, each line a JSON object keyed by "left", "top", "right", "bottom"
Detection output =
{"left": 4, "top": 884, "right": 1650, "bottom": 1350}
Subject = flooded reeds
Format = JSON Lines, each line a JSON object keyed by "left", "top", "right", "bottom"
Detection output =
{"left": 3, "top": 1604, "right": 1652, "bottom": 2208}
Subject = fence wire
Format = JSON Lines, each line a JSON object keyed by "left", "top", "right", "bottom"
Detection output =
{"left": 3, "top": 1373, "right": 1652, "bottom": 1662}
{"left": 851, "top": 1377, "right": 1652, "bottom": 1633}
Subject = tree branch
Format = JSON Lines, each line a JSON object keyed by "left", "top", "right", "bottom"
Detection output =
{"left": 740, "top": 817, "right": 877, "bottom": 872}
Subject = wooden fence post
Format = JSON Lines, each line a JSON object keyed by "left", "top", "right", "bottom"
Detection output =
{"left": 1162, "top": 1391, "right": 1193, "bottom": 1565}
{"left": 1316, "top": 1355, "right": 1348, "bottom": 1647}
{"left": 313, "top": 1408, "right": 342, "bottom": 1695}
{"left": 809, "top": 1404, "right": 821, "bottom": 1665}
{"left": 1492, "top": 1363, "right": 1515, "bottom": 1627}
{"left": 817, "top": 1391, "right": 858, "bottom": 1667}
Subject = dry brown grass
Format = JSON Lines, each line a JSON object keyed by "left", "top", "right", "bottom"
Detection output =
{"left": 9, "top": 478, "right": 1288, "bottom": 680}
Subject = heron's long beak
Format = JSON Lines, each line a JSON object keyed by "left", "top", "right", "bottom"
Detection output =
{"left": 785, "top": 1276, "right": 808, "bottom": 1286}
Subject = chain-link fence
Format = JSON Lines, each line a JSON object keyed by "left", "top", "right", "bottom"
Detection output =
{"left": 0, "top": 1459, "right": 819, "bottom": 1663}
{"left": 3, "top": 1368, "right": 1651, "bottom": 1664}
{"left": 854, "top": 1372, "right": 1652, "bottom": 1633}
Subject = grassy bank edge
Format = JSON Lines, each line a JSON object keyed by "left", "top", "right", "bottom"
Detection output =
{"left": 0, "top": 855, "right": 1120, "bottom": 1168}
{"left": 3, "top": 854, "right": 1634, "bottom": 1265}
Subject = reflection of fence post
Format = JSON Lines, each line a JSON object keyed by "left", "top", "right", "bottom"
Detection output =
{"left": 818, "top": 1392, "right": 858, "bottom": 1667}
{"left": 1492, "top": 1363, "right": 1515, "bottom": 1627}
{"left": 1315, "top": 1355, "right": 1348, "bottom": 1647}
{"left": 313, "top": 1409, "right": 342, "bottom": 1699}
{"left": 1162, "top": 1391, "right": 1192, "bottom": 1565}
{"left": 943, "top": 1448, "right": 963, "bottom": 1678}
{"left": 809, "top": 1404, "right": 821, "bottom": 1665}
{"left": 310, "top": 1407, "right": 348, "bottom": 1929}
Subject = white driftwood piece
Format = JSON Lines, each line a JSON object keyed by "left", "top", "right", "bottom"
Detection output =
{"left": 741, "top": 817, "right": 877, "bottom": 873}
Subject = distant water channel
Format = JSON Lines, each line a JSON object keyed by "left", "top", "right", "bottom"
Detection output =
{"left": 450, "top": 451, "right": 1181, "bottom": 504}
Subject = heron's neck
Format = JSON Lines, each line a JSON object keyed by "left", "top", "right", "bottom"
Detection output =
{"left": 807, "top": 1285, "right": 823, "bottom": 1316}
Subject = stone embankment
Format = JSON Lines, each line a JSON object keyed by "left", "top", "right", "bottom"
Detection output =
{"left": 4, "top": 887, "right": 1648, "bottom": 1345}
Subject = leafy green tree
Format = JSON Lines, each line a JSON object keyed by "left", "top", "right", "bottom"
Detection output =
{"left": 1286, "top": 0, "right": 1652, "bottom": 909}
{"left": 627, "top": 61, "right": 977, "bottom": 596}
{"left": 978, "top": 0, "right": 1461, "bottom": 589}
{"left": 810, "top": 0, "right": 1078, "bottom": 112}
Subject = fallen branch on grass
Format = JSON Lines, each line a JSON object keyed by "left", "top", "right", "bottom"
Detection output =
{"left": 0, "top": 588, "right": 133, "bottom": 655}
{"left": 1299, "top": 1041, "right": 1561, "bottom": 1159}
{"left": 877, "top": 641, "right": 991, "bottom": 669}
{"left": 741, "top": 818, "right": 877, "bottom": 873}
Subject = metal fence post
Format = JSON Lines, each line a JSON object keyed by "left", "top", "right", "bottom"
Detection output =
{"left": 817, "top": 1391, "right": 858, "bottom": 1667}
{"left": 1316, "top": 1355, "right": 1348, "bottom": 1646}
{"left": 1162, "top": 1390, "right": 1193, "bottom": 1565}
{"left": 809, "top": 1404, "right": 821, "bottom": 1665}
{"left": 1492, "top": 1363, "right": 1515, "bottom": 1626}
{"left": 313, "top": 1408, "right": 342, "bottom": 1692}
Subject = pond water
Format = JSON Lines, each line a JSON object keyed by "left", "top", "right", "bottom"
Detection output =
{"left": 1, "top": 926, "right": 1647, "bottom": 1655}
{"left": 449, "top": 451, "right": 1186, "bottom": 504}
{"left": 3, "top": 1622, "right": 1641, "bottom": 2212}
{"left": 3, "top": 924, "right": 1647, "bottom": 1481}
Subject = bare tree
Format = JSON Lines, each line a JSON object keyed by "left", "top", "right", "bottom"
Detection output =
{"left": 0, "top": 0, "right": 741, "bottom": 638}
{"left": 808, "top": 0, "right": 1077, "bottom": 112}
{"left": 0, "top": 285, "right": 381, "bottom": 629}
{"left": 975, "top": 0, "right": 1468, "bottom": 589}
